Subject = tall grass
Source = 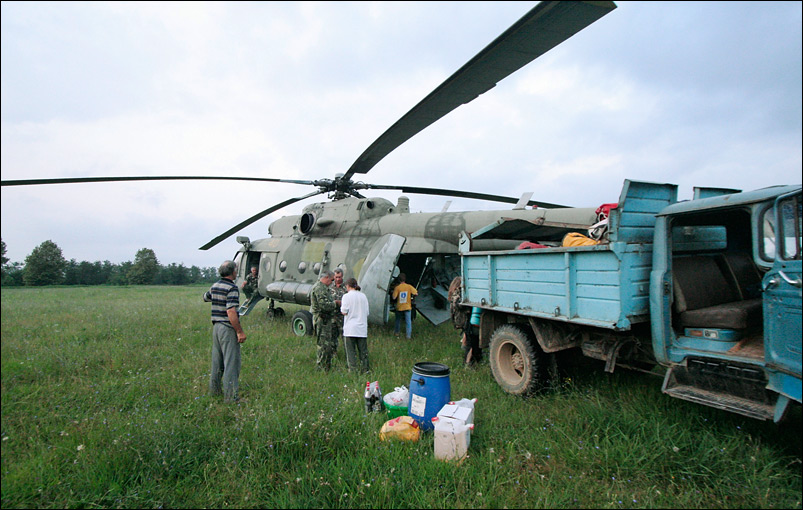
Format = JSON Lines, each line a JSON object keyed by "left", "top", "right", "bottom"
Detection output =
{"left": 2, "top": 285, "right": 800, "bottom": 508}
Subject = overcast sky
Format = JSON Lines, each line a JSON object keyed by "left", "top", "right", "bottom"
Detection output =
{"left": 2, "top": 1, "right": 801, "bottom": 268}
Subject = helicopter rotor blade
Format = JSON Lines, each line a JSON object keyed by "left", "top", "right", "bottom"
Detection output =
{"left": 0, "top": 176, "right": 316, "bottom": 187}
{"left": 199, "top": 189, "right": 327, "bottom": 251}
{"left": 364, "top": 184, "right": 569, "bottom": 209}
{"left": 342, "top": 0, "right": 616, "bottom": 181}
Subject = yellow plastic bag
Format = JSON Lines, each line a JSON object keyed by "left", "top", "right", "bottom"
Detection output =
{"left": 562, "top": 232, "right": 599, "bottom": 247}
{"left": 379, "top": 415, "right": 420, "bottom": 442}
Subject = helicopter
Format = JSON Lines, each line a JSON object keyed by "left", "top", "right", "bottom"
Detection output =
{"left": 1, "top": 1, "right": 616, "bottom": 335}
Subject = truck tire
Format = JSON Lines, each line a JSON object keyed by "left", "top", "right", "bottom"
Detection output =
{"left": 489, "top": 324, "right": 542, "bottom": 396}
{"left": 291, "top": 310, "right": 314, "bottom": 337}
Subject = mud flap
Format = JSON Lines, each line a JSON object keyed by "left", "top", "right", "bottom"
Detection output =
{"left": 358, "top": 234, "right": 406, "bottom": 325}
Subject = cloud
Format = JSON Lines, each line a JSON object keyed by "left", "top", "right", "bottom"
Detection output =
{"left": 1, "top": 1, "right": 801, "bottom": 267}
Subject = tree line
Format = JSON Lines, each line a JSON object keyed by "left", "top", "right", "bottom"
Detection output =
{"left": 1, "top": 238, "right": 219, "bottom": 287}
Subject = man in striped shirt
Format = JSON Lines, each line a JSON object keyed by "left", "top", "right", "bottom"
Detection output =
{"left": 203, "top": 260, "right": 247, "bottom": 402}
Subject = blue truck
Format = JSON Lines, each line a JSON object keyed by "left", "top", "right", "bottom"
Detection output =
{"left": 458, "top": 179, "right": 802, "bottom": 422}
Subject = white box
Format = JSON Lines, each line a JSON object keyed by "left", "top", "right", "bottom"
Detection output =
{"left": 432, "top": 416, "right": 473, "bottom": 461}
{"left": 436, "top": 403, "right": 473, "bottom": 425}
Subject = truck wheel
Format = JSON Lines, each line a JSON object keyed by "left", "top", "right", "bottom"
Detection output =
{"left": 489, "top": 324, "right": 541, "bottom": 396}
{"left": 291, "top": 310, "right": 314, "bottom": 337}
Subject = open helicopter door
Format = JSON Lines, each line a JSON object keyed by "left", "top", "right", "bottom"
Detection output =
{"left": 413, "top": 255, "right": 458, "bottom": 326}
{"left": 358, "top": 233, "right": 406, "bottom": 326}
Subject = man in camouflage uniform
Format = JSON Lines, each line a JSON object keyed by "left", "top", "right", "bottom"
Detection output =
{"left": 242, "top": 266, "right": 259, "bottom": 303}
{"left": 310, "top": 270, "right": 339, "bottom": 371}
{"left": 329, "top": 268, "right": 347, "bottom": 353}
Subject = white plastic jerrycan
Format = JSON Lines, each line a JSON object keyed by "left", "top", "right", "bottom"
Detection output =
{"left": 432, "top": 416, "right": 475, "bottom": 461}
{"left": 439, "top": 397, "right": 477, "bottom": 426}
{"left": 450, "top": 397, "right": 478, "bottom": 410}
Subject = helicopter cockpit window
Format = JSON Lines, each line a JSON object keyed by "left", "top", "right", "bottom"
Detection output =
{"left": 300, "top": 213, "right": 315, "bottom": 234}
{"left": 234, "top": 252, "right": 245, "bottom": 278}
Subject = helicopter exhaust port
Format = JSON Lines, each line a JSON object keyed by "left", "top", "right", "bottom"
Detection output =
{"left": 299, "top": 213, "right": 315, "bottom": 234}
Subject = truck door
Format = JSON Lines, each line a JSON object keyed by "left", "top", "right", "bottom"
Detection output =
{"left": 763, "top": 190, "right": 802, "bottom": 410}
{"left": 358, "top": 234, "right": 406, "bottom": 325}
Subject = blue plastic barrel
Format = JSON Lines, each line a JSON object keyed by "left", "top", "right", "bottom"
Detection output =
{"left": 408, "top": 362, "right": 451, "bottom": 431}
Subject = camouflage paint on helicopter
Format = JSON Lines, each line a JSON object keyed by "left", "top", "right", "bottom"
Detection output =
{"left": 234, "top": 194, "right": 598, "bottom": 334}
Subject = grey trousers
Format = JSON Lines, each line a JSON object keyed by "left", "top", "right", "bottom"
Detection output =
{"left": 210, "top": 322, "right": 241, "bottom": 402}
{"left": 344, "top": 336, "right": 370, "bottom": 373}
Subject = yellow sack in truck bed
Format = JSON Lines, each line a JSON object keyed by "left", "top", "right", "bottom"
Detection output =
{"left": 562, "top": 232, "right": 599, "bottom": 247}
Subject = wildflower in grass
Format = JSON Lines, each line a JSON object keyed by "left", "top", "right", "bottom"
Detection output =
{"left": 77, "top": 444, "right": 84, "bottom": 451}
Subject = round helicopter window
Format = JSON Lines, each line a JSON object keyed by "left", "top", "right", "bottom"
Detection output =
{"left": 313, "top": 262, "right": 321, "bottom": 274}
{"left": 279, "top": 260, "right": 287, "bottom": 272}
{"left": 298, "top": 261, "right": 307, "bottom": 274}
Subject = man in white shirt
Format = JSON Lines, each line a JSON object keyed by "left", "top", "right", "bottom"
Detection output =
{"left": 340, "top": 278, "right": 371, "bottom": 373}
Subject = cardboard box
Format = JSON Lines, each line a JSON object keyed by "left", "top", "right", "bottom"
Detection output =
{"left": 436, "top": 403, "right": 473, "bottom": 425}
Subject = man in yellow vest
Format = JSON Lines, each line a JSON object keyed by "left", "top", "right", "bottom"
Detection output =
{"left": 392, "top": 273, "right": 418, "bottom": 339}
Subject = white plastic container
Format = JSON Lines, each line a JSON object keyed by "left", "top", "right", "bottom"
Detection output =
{"left": 437, "top": 403, "right": 473, "bottom": 426}
{"left": 450, "top": 397, "right": 478, "bottom": 410}
{"left": 432, "top": 416, "right": 474, "bottom": 461}
{"left": 439, "top": 397, "right": 477, "bottom": 425}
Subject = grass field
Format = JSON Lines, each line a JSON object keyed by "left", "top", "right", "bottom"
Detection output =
{"left": 1, "top": 285, "right": 801, "bottom": 509}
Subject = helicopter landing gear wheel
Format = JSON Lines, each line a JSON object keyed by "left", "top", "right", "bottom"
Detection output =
{"left": 291, "top": 310, "right": 314, "bottom": 337}
{"left": 489, "top": 324, "right": 543, "bottom": 396}
{"left": 266, "top": 307, "right": 285, "bottom": 320}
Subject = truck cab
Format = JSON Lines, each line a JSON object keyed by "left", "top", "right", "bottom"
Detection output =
{"left": 651, "top": 185, "right": 802, "bottom": 421}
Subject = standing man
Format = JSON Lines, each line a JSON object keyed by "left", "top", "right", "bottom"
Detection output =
{"left": 203, "top": 260, "right": 247, "bottom": 403}
{"left": 448, "top": 276, "right": 482, "bottom": 366}
{"left": 329, "top": 268, "right": 347, "bottom": 354}
{"left": 341, "top": 278, "right": 371, "bottom": 373}
{"left": 310, "top": 270, "right": 339, "bottom": 371}
{"left": 392, "top": 272, "right": 418, "bottom": 339}
{"left": 242, "top": 266, "right": 259, "bottom": 303}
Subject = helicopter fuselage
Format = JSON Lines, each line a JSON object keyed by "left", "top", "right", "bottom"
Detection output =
{"left": 233, "top": 195, "right": 598, "bottom": 327}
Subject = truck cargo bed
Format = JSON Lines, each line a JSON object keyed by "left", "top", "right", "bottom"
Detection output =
{"left": 462, "top": 243, "right": 652, "bottom": 330}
